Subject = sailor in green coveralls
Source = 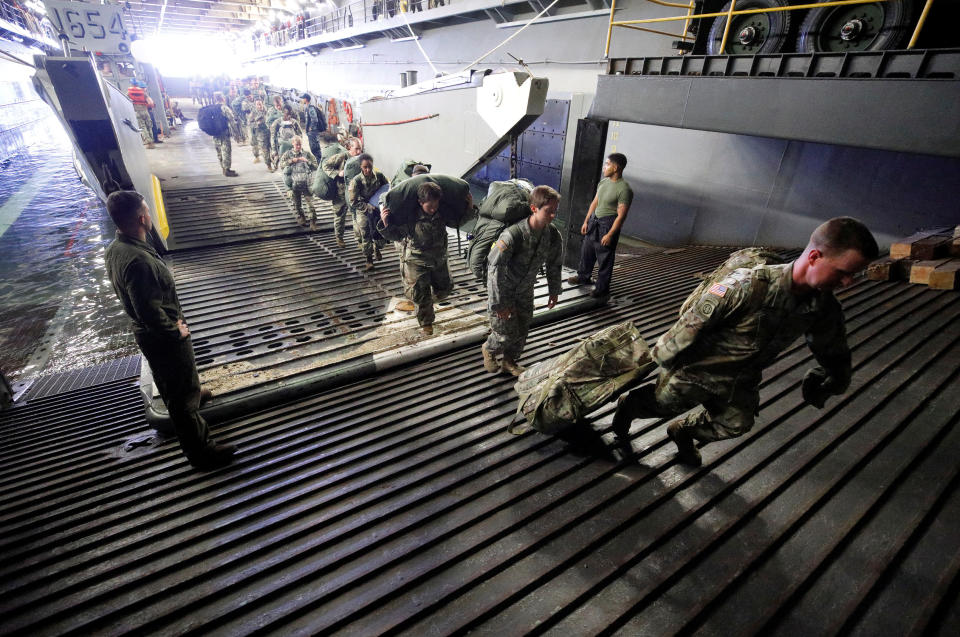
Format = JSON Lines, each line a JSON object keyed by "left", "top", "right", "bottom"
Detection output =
{"left": 104, "top": 191, "right": 236, "bottom": 471}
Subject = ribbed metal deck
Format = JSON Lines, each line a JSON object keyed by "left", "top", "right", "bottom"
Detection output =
{"left": 2, "top": 246, "right": 957, "bottom": 635}
{"left": 163, "top": 181, "right": 331, "bottom": 251}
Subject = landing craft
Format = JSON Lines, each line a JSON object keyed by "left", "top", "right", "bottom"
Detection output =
{"left": 1, "top": 0, "right": 960, "bottom": 633}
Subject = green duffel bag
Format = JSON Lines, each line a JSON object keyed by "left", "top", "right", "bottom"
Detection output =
{"left": 381, "top": 174, "right": 475, "bottom": 229}
{"left": 479, "top": 179, "right": 534, "bottom": 223}
{"left": 390, "top": 158, "right": 433, "bottom": 186}
{"left": 311, "top": 143, "right": 348, "bottom": 200}
{"left": 514, "top": 320, "right": 656, "bottom": 434}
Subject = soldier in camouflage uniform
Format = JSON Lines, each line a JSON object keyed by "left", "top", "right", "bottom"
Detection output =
{"left": 103, "top": 190, "right": 236, "bottom": 471}
{"left": 377, "top": 182, "right": 452, "bottom": 335}
{"left": 270, "top": 106, "right": 304, "bottom": 171}
{"left": 611, "top": 217, "right": 879, "bottom": 466}
{"left": 280, "top": 136, "right": 319, "bottom": 229}
{"left": 484, "top": 185, "right": 563, "bottom": 376}
{"left": 347, "top": 153, "right": 389, "bottom": 270}
{"left": 246, "top": 99, "right": 272, "bottom": 169}
{"left": 322, "top": 136, "right": 362, "bottom": 248}
{"left": 212, "top": 93, "right": 239, "bottom": 177}
{"left": 228, "top": 87, "right": 246, "bottom": 144}
{"left": 266, "top": 95, "right": 285, "bottom": 129}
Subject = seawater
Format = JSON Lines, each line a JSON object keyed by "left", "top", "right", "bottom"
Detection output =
{"left": 0, "top": 102, "right": 137, "bottom": 381}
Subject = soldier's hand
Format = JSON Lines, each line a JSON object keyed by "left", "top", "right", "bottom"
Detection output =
{"left": 380, "top": 208, "right": 391, "bottom": 225}
{"left": 177, "top": 319, "right": 191, "bottom": 339}
{"left": 546, "top": 295, "right": 558, "bottom": 309}
{"left": 338, "top": 170, "right": 344, "bottom": 177}
{"left": 581, "top": 221, "right": 588, "bottom": 235}
{"left": 600, "top": 232, "right": 614, "bottom": 247}
{"left": 495, "top": 307, "right": 513, "bottom": 320}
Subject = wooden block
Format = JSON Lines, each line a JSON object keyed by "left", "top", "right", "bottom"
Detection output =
{"left": 950, "top": 237, "right": 960, "bottom": 257}
{"left": 909, "top": 259, "right": 952, "bottom": 285}
{"left": 889, "top": 227, "right": 952, "bottom": 259}
{"left": 867, "top": 257, "right": 896, "bottom": 281}
{"left": 909, "top": 235, "right": 953, "bottom": 260}
{"left": 892, "top": 259, "right": 916, "bottom": 281}
{"left": 954, "top": 225, "right": 960, "bottom": 238}
{"left": 928, "top": 260, "right": 960, "bottom": 290}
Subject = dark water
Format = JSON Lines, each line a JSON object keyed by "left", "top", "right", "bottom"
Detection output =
{"left": 0, "top": 107, "right": 137, "bottom": 381}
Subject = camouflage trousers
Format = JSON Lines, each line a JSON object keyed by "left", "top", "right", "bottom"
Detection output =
{"left": 354, "top": 207, "right": 386, "bottom": 262}
{"left": 618, "top": 368, "right": 760, "bottom": 445}
{"left": 250, "top": 126, "right": 270, "bottom": 162}
{"left": 134, "top": 106, "right": 152, "bottom": 145}
{"left": 213, "top": 134, "right": 232, "bottom": 172}
{"left": 485, "top": 294, "right": 534, "bottom": 361}
{"left": 331, "top": 182, "right": 348, "bottom": 240}
{"left": 401, "top": 254, "right": 452, "bottom": 327}
{"left": 293, "top": 187, "right": 316, "bottom": 222}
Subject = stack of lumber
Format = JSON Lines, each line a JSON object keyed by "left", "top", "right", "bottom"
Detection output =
{"left": 867, "top": 226, "right": 960, "bottom": 290}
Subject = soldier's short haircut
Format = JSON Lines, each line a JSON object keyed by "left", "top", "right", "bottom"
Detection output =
{"left": 243, "top": 89, "right": 251, "bottom": 96}
{"left": 607, "top": 153, "right": 627, "bottom": 172}
{"left": 213, "top": 92, "right": 224, "bottom": 102}
{"left": 417, "top": 182, "right": 442, "bottom": 203}
{"left": 347, "top": 137, "right": 362, "bottom": 151}
{"left": 530, "top": 185, "right": 560, "bottom": 209}
{"left": 322, "top": 131, "right": 338, "bottom": 143}
{"left": 412, "top": 164, "right": 430, "bottom": 176}
{"left": 106, "top": 190, "right": 145, "bottom": 230}
{"left": 357, "top": 153, "right": 373, "bottom": 164}
{"left": 810, "top": 217, "right": 879, "bottom": 260}
{"left": 282, "top": 105, "right": 293, "bottom": 116}
{"left": 291, "top": 136, "right": 302, "bottom": 145}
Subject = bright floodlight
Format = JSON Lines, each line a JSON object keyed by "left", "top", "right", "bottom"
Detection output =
{"left": 130, "top": 34, "right": 242, "bottom": 77}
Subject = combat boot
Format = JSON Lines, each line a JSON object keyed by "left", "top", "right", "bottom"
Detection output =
{"left": 336, "top": 237, "right": 346, "bottom": 248}
{"left": 481, "top": 344, "right": 500, "bottom": 373}
{"left": 364, "top": 260, "right": 375, "bottom": 272}
{"left": 296, "top": 215, "right": 307, "bottom": 227}
{"left": 200, "top": 388, "right": 214, "bottom": 406}
{"left": 667, "top": 421, "right": 702, "bottom": 467}
{"left": 192, "top": 442, "right": 237, "bottom": 472}
{"left": 374, "top": 245, "right": 383, "bottom": 261}
{"left": 502, "top": 358, "right": 525, "bottom": 377}
{"left": 611, "top": 394, "right": 633, "bottom": 440}
{"left": 567, "top": 275, "right": 591, "bottom": 286}
{"left": 253, "top": 156, "right": 261, "bottom": 164}
{"left": 223, "top": 169, "right": 238, "bottom": 177}
{"left": 421, "top": 324, "right": 434, "bottom": 336}
{"left": 309, "top": 220, "right": 317, "bottom": 231}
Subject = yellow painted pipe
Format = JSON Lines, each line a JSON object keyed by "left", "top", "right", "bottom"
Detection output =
{"left": 908, "top": 0, "right": 936, "bottom": 49}
{"left": 718, "top": 0, "right": 738, "bottom": 55}
{"left": 619, "top": 23, "right": 688, "bottom": 39}
{"left": 643, "top": 0, "right": 695, "bottom": 8}
{"left": 605, "top": 0, "right": 619, "bottom": 57}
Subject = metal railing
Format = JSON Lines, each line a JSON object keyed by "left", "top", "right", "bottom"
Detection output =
{"left": 244, "top": 0, "right": 449, "bottom": 55}
{"left": 604, "top": 0, "right": 938, "bottom": 58}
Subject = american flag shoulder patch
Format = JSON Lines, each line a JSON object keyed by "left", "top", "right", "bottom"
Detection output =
{"left": 708, "top": 283, "right": 728, "bottom": 298}
{"left": 495, "top": 239, "right": 509, "bottom": 251}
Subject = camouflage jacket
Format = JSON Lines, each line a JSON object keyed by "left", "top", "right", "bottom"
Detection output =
{"left": 487, "top": 220, "right": 562, "bottom": 312}
{"left": 347, "top": 170, "right": 388, "bottom": 213}
{"left": 322, "top": 149, "right": 350, "bottom": 180}
{"left": 266, "top": 105, "right": 284, "bottom": 127}
{"left": 104, "top": 232, "right": 184, "bottom": 339}
{"left": 246, "top": 107, "right": 269, "bottom": 132}
{"left": 219, "top": 103, "right": 240, "bottom": 139}
{"left": 652, "top": 263, "right": 851, "bottom": 396}
{"left": 279, "top": 148, "right": 318, "bottom": 175}
{"left": 270, "top": 117, "right": 303, "bottom": 150}
{"left": 379, "top": 207, "right": 448, "bottom": 266}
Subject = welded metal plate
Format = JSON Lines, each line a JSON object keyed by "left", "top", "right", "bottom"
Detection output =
{"left": 163, "top": 181, "right": 331, "bottom": 251}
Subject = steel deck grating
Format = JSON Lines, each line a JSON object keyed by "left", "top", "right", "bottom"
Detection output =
{"left": 13, "top": 355, "right": 141, "bottom": 402}
{"left": 166, "top": 229, "right": 591, "bottom": 400}
{"left": 1, "top": 246, "right": 958, "bottom": 635}
{"left": 163, "top": 181, "right": 333, "bottom": 251}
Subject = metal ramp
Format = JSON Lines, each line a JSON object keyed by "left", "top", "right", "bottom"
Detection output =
{"left": 1, "top": 246, "right": 958, "bottom": 634}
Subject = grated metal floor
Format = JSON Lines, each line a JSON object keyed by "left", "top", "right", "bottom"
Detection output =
{"left": 2, "top": 246, "right": 958, "bottom": 635}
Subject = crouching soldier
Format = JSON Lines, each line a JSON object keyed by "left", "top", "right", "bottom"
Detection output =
{"left": 611, "top": 216, "right": 878, "bottom": 466}
{"left": 483, "top": 185, "right": 563, "bottom": 376}
{"left": 378, "top": 182, "right": 451, "bottom": 335}
{"left": 347, "top": 153, "right": 388, "bottom": 270}
{"left": 280, "top": 136, "right": 319, "bottom": 229}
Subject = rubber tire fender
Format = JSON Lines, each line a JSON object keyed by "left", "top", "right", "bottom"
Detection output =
{"left": 707, "top": 0, "right": 792, "bottom": 56}
{"left": 796, "top": 0, "right": 915, "bottom": 53}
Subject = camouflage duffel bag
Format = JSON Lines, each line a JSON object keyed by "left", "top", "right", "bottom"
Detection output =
{"left": 513, "top": 320, "right": 656, "bottom": 434}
